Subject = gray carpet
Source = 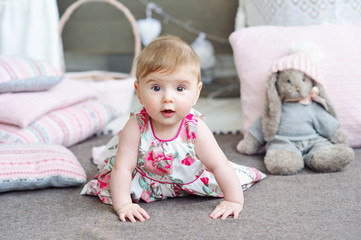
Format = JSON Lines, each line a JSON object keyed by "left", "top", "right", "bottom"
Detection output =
{"left": 1, "top": 133, "right": 360, "bottom": 240}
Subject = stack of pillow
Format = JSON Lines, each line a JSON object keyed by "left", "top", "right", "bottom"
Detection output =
{"left": 0, "top": 55, "right": 120, "bottom": 192}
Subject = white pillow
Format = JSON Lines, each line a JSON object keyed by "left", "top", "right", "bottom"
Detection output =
{"left": 235, "top": 0, "right": 361, "bottom": 29}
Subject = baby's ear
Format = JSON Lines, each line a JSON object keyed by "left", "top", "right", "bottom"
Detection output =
{"left": 134, "top": 81, "right": 143, "bottom": 104}
{"left": 193, "top": 82, "right": 203, "bottom": 105}
{"left": 198, "top": 81, "right": 203, "bottom": 92}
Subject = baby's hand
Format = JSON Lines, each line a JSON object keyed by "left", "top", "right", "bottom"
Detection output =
{"left": 115, "top": 203, "right": 150, "bottom": 223}
{"left": 210, "top": 200, "right": 243, "bottom": 220}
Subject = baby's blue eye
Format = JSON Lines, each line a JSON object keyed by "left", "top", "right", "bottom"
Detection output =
{"left": 177, "top": 86, "right": 185, "bottom": 92}
{"left": 152, "top": 86, "right": 161, "bottom": 91}
{"left": 302, "top": 78, "right": 305, "bottom": 82}
{"left": 287, "top": 79, "right": 291, "bottom": 83}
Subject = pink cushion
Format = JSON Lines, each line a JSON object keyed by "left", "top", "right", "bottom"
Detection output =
{"left": 0, "top": 79, "right": 97, "bottom": 128}
{"left": 0, "top": 55, "right": 62, "bottom": 93}
{"left": 0, "top": 100, "right": 117, "bottom": 147}
{"left": 229, "top": 21, "right": 361, "bottom": 147}
{"left": 0, "top": 144, "right": 86, "bottom": 192}
{"left": 63, "top": 72, "right": 135, "bottom": 116}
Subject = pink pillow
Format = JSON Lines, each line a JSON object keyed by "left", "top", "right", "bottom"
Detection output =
{"left": 0, "top": 143, "right": 86, "bottom": 192}
{"left": 229, "top": 21, "right": 361, "bottom": 148}
{"left": 0, "top": 55, "right": 62, "bottom": 93}
{"left": 0, "top": 79, "right": 97, "bottom": 128}
{"left": 0, "top": 100, "right": 117, "bottom": 147}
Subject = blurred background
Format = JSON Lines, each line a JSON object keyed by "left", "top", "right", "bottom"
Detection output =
{"left": 1, "top": 0, "right": 360, "bottom": 99}
{"left": 57, "top": 0, "right": 239, "bottom": 97}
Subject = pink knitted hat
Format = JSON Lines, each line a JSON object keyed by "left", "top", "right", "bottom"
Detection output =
{"left": 271, "top": 52, "right": 326, "bottom": 86}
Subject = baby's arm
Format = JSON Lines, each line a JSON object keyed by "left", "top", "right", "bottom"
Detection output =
{"left": 110, "top": 116, "right": 150, "bottom": 223}
{"left": 195, "top": 120, "right": 244, "bottom": 220}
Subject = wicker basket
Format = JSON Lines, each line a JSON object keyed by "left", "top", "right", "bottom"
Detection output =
{"left": 58, "top": 0, "right": 141, "bottom": 115}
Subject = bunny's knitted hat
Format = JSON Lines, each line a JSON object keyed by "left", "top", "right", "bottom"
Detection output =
{"left": 271, "top": 43, "right": 326, "bottom": 86}
{"left": 272, "top": 43, "right": 329, "bottom": 111}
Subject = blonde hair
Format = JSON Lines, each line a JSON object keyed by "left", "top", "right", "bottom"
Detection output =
{"left": 135, "top": 35, "right": 201, "bottom": 82}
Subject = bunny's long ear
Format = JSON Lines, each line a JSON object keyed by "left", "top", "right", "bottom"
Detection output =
{"left": 314, "top": 82, "right": 338, "bottom": 119}
{"left": 262, "top": 72, "right": 282, "bottom": 141}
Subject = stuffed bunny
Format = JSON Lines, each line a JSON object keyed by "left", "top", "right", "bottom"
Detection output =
{"left": 237, "top": 52, "right": 354, "bottom": 175}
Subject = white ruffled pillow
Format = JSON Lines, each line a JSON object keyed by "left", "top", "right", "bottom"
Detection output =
{"left": 235, "top": 0, "right": 361, "bottom": 29}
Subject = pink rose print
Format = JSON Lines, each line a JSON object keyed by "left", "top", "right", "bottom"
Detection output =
{"left": 181, "top": 156, "right": 195, "bottom": 166}
{"left": 140, "top": 190, "right": 152, "bottom": 202}
{"left": 173, "top": 185, "right": 183, "bottom": 196}
{"left": 99, "top": 180, "right": 109, "bottom": 190}
{"left": 200, "top": 177, "right": 209, "bottom": 186}
{"left": 138, "top": 108, "right": 149, "bottom": 133}
{"left": 185, "top": 126, "right": 196, "bottom": 140}
{"left": 182, "top": 113, "right": 198, "bottom": 141}
{"left": 97, "top": 173, "right": 110, "bottom": 190}
{"left": 144, "top": 149, "right": 174, "bottom": 175}
{"left": 186, "top": 114, "right": 194, "bottom": 121}
{"left": 185, "top": 123, "right": 197, "bottom": 140}
{"left": 98, "top": 173, "right": 110, "bottom": 182}
{"left": 183, "top": 187, "right": 195, "bottom": 194}
{"left": 190, "top": 131, "right": 196, "bottom": 139}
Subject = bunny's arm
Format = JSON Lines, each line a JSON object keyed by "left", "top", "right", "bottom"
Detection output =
{"left": 237, "top": 117, "right": 265, "bottom": 155}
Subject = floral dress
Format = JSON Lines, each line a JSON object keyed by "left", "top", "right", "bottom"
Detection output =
{"left": 81, "top": 108, "right": 266, "bottom": 204}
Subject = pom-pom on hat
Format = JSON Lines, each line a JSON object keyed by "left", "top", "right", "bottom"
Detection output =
{"left": 271, "top": 42, "right": 326, "bottom": 86}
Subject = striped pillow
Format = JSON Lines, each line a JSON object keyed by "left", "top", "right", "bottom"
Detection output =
{"left": 0, "top": 144, "right": 86, "bottom": 192}
{"left": 0, "top": 80, "right": 97, "bottom": 128}
{"left": 0, "top": 55, "right": 62, "bottom": 93}
{"left": 0, "top": 100, "right": 118, "bottom": 147}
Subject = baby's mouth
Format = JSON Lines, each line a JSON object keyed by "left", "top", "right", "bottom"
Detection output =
{"left": 162, "top": 109, "right": 174, "bottom": 113}
{"left": 161, "top": 109, "right": 175, "bottom": 117}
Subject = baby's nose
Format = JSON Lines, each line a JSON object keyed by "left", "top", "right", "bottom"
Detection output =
{"left": 163, "top": 91, "right": 174, "bottom": 102}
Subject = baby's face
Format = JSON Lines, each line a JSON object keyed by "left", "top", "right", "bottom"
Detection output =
{"left": 134, "top": 65, "right": 202, "bottom": 130}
